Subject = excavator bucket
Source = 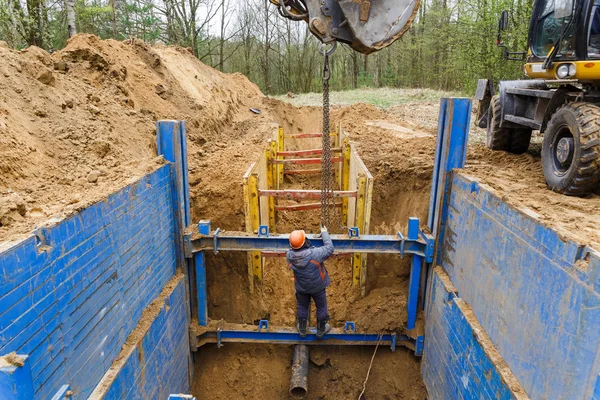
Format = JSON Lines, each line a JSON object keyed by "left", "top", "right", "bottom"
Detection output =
{"left": 273, "top": 0, "right": 420, "bottom": 54}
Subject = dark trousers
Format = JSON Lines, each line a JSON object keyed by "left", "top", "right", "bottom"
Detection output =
{"left": 296, "top": 289, "right": 329, "bottom": 321}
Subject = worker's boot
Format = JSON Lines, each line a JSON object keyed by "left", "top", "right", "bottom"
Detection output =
{"left": 297, "top": 318, "right": 308, "bottom": 338}
{"left": 316, "top": 319, "right": 331, "bottom": 339}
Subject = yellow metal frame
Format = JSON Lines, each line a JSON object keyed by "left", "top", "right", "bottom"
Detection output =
{"left": 352, "top": 174, "right": 367, "bottom": 289}
{"left": 267, "top": 141, "right": 277, "bottom": 230}
{"left": 277, "top": 127, "right": 284, "bottom": 187}
{"left": 244, "top": 173, "right": 262, "bottom": 290}
{"left": 341, "top": 138, "right": 351, "bottom": 225}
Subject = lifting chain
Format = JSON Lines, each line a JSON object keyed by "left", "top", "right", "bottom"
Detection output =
{"left": 320, "top": 48, "right": 333, "bottom": 228}
{"left": 320, "top": 42, "right": 346, "bottom": 231}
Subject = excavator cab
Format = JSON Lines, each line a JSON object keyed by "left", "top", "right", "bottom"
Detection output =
{"left": 270, "top": 0, "right": 420, "bottom": 54}
{"left": 477, "top": 0, "right": 600, "bottom": 196}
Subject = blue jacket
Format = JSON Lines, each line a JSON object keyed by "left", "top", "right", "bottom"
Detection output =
{"left": 286, "top": 231, "right": 334, "bottom": 294}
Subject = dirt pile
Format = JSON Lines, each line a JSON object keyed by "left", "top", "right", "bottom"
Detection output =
{"left": 0, "top": 34, "right": 273, "bottom": 243}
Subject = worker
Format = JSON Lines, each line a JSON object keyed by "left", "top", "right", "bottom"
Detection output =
{"left": 287, "top": 226, "right": 334, "bottom": 339}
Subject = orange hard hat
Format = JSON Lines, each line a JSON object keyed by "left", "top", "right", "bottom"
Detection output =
{"left": 289, "top": 230, "right": 306, "bottom": 249}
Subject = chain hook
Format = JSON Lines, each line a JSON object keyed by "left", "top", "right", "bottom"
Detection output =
{"left": 320, "top": 41, "right": 337, "bottom": 57}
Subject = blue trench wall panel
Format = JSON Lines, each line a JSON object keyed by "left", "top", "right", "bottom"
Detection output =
{"left": 422, "top": 267, "right": 527, "bottom": 400}
{"left": 89, "top": 275, "right": 190, "bottom": 400}
{"left": 0, "top": 164, "right": 184, "bottom": 399}
{"left": 440, "top": 172, "right": 600, "bottom": 399}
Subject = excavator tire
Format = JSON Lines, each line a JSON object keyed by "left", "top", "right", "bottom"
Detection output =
{"left": 486, "top": 96, "right": 532, "bottom": 154}
{"left": 509, "top": 129, "right": 532, "bottom": 154}
{"left": 542, "top": 102, "right": 600, "bottom": 196}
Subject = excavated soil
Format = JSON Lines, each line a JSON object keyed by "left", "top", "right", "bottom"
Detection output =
{"left": 192, "top": 344, "right": 425, "bottom": 399}
{"left": 1, "top": 35, "right": 598, "bottom": 398}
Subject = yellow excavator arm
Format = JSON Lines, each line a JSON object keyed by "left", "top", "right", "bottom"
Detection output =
{"left": 270, "top": 0, "right": 420, "bottom": 54}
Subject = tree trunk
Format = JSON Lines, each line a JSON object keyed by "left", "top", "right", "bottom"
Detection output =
{"left": 351, "top": 51, "right": 358, "bottom": 89}
{"left": 219, "top": 0, "right": 225, "bottom": 71}
{"left": 7, "top": 0, "right": 20, "bottom": 47}
{"left": 111, "top": 0, "right": 119, "bottom": 38}
{"left": 67, "top": 0, "right": 77, "bottom": 38}
{"left": 263, "top": 0, "right": 270, "bottom": 93}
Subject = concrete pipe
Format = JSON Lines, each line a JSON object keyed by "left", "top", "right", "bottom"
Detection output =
{"left": 289, "top": 344, "right": 309, "bottom": 399}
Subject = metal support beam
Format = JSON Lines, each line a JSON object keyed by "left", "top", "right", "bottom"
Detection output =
{"left": 185, "top": 229, "right": 433, "bottom": 258}
{"left": 274, "top": 202, "right": 342, "bottom": 212}
{"left": 271, "top": 157, "right": 343, "bottom": 165}
{"left": 285, "top": 133, "right": 338, "bottom": 139}
{"left": 407, "top": 217, "right": 423, "bottom": 331}
{"left": 194, "top": 252, "right": 208, "bottom": 326}
{"left": 195, "top": 325, "right": 407, "bottom": 351}
{"left": 283, "top": 169, "right": 326, "bottom": 176}
{"left": 428, "top": 98, "right": 472, "bottom": 256}
{"left": 277, "top": 148, "right": 342, "bottom": 157}
{"left": 258, "top": 189, "right": 357, "bottom": 200}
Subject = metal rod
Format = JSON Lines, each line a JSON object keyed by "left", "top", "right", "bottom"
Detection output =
{"left": 285, "top": 133, "right": 338, "bottom": 139}
{"left": 274, "top": 202, "right": 342, "bottom": 212}
{"left": 258, "top": 189, "right": 357, "bottom": 200}
{"left": 290, "top": 345, "right": 309, "bottom": 399}
{"left": 271, "top": 157, "right": 343, "bottom": 165}
{"left": 277, "top": 148, "right": 342, "bottom": 157}
{"left": 283, "top": 169, "right": 323, "bottom": 175}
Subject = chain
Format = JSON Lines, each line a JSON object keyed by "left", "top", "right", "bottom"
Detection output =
{"left": 320, "top": 43, "right": 347, "bottom": 232}
{"left": 320, "top": 49, "right": 332, "bottom": 228}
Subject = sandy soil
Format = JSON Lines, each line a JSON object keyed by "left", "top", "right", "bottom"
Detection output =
{"left": 191, "top": 344, "right": 426, "bottom": 400}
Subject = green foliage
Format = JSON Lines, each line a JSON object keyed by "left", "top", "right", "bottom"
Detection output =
{"left": 0, "top": 0, "right": 535, "bottom": 96}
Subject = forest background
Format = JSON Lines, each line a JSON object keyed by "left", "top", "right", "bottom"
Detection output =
{"left": 0, "top": 0, "right": 533, "bottom": 95}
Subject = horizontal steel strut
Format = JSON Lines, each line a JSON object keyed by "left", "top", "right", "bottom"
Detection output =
{"left": 191, "top": 322, "right": 424, "bottom": 354}
{"left": 184, "top": 229, "right": 434, "bottom": 261}
{"left": 258, "top": 189, "right": 357, "bottom": 199}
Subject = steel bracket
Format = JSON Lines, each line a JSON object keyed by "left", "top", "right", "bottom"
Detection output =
{"left": 419, "top": 231, "right": 435, "bottom": 263}
{"left": 183, "top": 233, "right": 193, "bottom": 258}
{"left": 258, "top": 225, "right": 270, "bottom": 237}
{"left": 415, "top": 335, "right": 424, "bottom": 356}
{"left": 348, "top": 227, "right": 360, "bottom": 238}
{"left": 344, "top": 321, "right": 356, "bottom": 333}
{"left": 213, "top": 228, "right": 221, "bottom": 255}
{"left": 198, "top": 220, "right": 211, "bottom": 235}
{"left": 217, "top": 328, "right": 223, "bottom": 348}
{"left": 397, "top": 231, "right": 406, "bottom": 258}
{"left": 391, "top": 333, "right": 397, "bottom": 352}
{"left": 258, "top": 320, "right": 269, "bottom": 331}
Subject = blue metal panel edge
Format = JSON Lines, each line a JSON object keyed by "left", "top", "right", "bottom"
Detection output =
{"left": 422, "top": 267, "right": 528, "bottom": 400}
{"left": 441, "top": 172, "right": 600, "bottom": 399}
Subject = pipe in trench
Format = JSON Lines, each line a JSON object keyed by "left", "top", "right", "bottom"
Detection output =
{"left": 289, "top": 344, "right": 309, "bottom": 399}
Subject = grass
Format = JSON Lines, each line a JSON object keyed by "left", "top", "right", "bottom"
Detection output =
{"left": 273, "top": 87, "right": 464, "bottom": 108}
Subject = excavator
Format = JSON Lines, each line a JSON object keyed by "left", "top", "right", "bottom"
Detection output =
{"left": 476, "top": 0, "right": 600, "bottom": 196}
{"left": 268, "top": 0, "right": 420, "bottom": 54}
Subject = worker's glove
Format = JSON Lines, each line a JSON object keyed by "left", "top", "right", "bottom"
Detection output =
{"left": 320, "top": 225, "right": 328, "bottom": 233}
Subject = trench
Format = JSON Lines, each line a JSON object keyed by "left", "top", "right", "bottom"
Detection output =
{"left": 188, "top": 103, "right": 433, "bottom": 398}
